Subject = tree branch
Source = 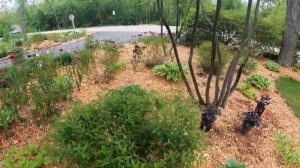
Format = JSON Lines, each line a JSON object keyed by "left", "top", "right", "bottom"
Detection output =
{"left": 205, "top": 0, "right": 222, "bottom": 106}
{"left": 156, "top": 0, "right": 195, "bottom": 99}
{"left": 188, "top": 0, "right": 206, "bottom": 105}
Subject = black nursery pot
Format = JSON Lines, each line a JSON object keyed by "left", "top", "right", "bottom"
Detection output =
{"left": 239, "top": 112, "right": 261, "bottom": 135}
{"left": 200, "top": 108, "right": 221, "bottom": 132}
{"left": 240, "top": 119, "right": 253, "bottom": 135}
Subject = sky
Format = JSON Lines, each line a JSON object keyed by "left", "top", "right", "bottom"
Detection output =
{"left": 0, "top": 0, "right": 42, "bottom": 11}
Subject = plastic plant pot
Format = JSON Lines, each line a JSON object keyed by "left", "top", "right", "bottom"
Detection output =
{"left": 200, "top": 108, "right": 221, "bottom": 132}
{"left": 240, "top": 111, "right": 261, "bottom": 135}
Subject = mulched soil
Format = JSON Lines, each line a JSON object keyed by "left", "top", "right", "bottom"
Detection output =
{"left": 1, "top": 44, "right": 300, "bottom": 168}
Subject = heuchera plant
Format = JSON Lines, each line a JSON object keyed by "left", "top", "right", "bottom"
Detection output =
{"left": 240, "top": 95, "right": 271, "bottom": 135}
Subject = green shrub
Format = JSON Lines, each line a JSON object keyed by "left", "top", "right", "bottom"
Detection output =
{"left": 265, "top": 61, "right": 281, "bottom": 72}
{"left": 30, "top": 58, "right": 73, "bottom": 124}
{"left": 15, "top": 40, "right": 23, "bottom": 47}
{"left": 277, "top": 132, "right": 300, "bottom": 166}
{"left": 58, "top": 31, "right": 86, "bottom": 43}
{"left": 262, "top": 51, "right": 279, "bottom": 61}
{"left": 139, "top": 35, "right": 170, "bottom": 45}
{"left": 292, "top": 65, "right": 300, "bottom": 72}
{"left": 29, "top": 33, "right": 47, "bottom": 43}
{"left": 0, "top": 50, "right": 8, "bottom": 58}
{"left": 104, "top": 61, "right": 127, "bottom": 80}
{"left": 240, "top": 83, "right": 259, "bottom": 100}
{"left": 0, "top": 144, "right": 53, "bottom": 168}
{"left": 153, "top": 62, "right": 188, "bottom": 81}
{"left": 244, "top": 57, "right": 258, "bottom": 73}
{"left": 100, "top": 44, "right": 121, "bottom": 82}
{"left": 198, "top": 41, "right": 231, "bottom": 73}
{"left": 0, "top": 65, "right": 31, "bottom": 125}
{"left": 0, "top": 106, "right": 15, "bottom": 132}
{"left": 55, "top": 52, "right": 73, "bottom": 66}
{"left": 247, "top": 74, "right": 271, "bottom": 90}
{"left": 50, "top": 85, "right": 205, "bottom": 168}
{"left": 140, "top": 36, "right": 168, "bottom": 68}
{"left": 220, "top": 159, "right": 246, "bottom": 168}
{"left": 53, "top": 76, "right": 73, "bottom": 100}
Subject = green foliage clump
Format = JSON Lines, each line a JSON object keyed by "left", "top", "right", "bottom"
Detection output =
{"left": 277, "top": 132, "right": 300, "bottom": 167}
{"left": 29, "top": 57, "right": 73, "bottom": 124}
{"left": 198, "top": 41, "right": 231, "bottom": 73}
{"left": 29, "top": 34, "right": 48, "bottom": 43}
{"left": 265, "top": 61, "right": 281, "bottom": 72}
{"left": 0, "top": 65, "right": 32, "bottom": 128}
{"left": 53, "top": 76, "right": 73, "bottom": 100}
{"left": 244, "top": 57, "right": 258, "bottom": 73}
{"left": 275, "top": 77, "right": 300, "bottom": 118}
{"left": 247, "top": 74, "right": 271, "bottom": 90}
{"left": 139, "top": 35, "right": 170, "bottom": 45}
{"left": 140, "top": 36, "right": 168, "bottom": 68}
{"left": 50, "top": 85, "right": 205, "bottom": 168}
{"left": 55, "top": 52, "right": 73, "bottom": 66}
{"left": 0, "top": 144, "right": 53, "bottom": 168}
{"left": 0, "top": 50, "right": 8, "bottom": 58}
{"left": 0, "top": 106, "right": 16, "bottom": 132}
{"left": 239, "top": 83, "right": 259, "bottom": 100}
{"left": 100, "top": 44, "right": 121, "bottom": 82}
{"left": 105, "top": 61, "right": 127, "bottom": 80}
{"left": 58, "top": 31, "right": 86, "bottom": 43}
{"left": 153, "top": 62, "right": 188, "bottom": 81}
{"left": 220, "top": 159, "right": 246, "bottom": 168}
{"left": 15, "top": 40, "right": 23, "bottom": 47}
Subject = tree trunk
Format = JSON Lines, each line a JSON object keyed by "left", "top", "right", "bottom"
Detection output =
{"left": 19, "top": 0, "right": 26, "bottom": 40}
{"left": 278, "top": 0, "right": 300, "bottom": 67}
{"left": 54, "top": 12, "right": 60, "bottom": 29}
{"left": 176, "top": 0, "right": 179, "bottom": 38}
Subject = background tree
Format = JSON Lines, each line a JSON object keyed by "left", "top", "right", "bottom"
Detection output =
{"left": 278, "top": 0, "right": 300, "bottom": 67}
{"left": 19, "top": 0, "right": 27, "bottom": 40}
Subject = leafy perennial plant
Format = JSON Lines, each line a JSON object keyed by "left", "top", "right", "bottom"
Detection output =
{"left": 50, "top": 85, "right": 205, "bottom": 167}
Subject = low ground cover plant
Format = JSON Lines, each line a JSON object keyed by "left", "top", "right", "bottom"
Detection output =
{"left": 239, "top": 83, "right": 259, "bottom": 100}
{"left": 265, "top": 61, "right": 281, "bottom": 72}
{"left": 54, "top": 52, "right": 73, "bottom": 66}
{"left": 0, "top": 144, "right": 53, "bottom": 168}
{"left": 0, "top": 106, "right": 15, "bottom": 134}
{"left": 244, "top": 57, "right": 258, "bottom": 73}
{"left": 50, "top": 85, "right": 205, "bottom": 167}
{"left": 220, "top": 159, "right": 246, "bottom": 168}
{"left": 275, "top": 77, "right": 300, "bottom": 118}
{"left": 47, "top": 31, "right": 86, "bottom": 43}
{"left": 198, "top": 41, "right": 231, "bottom": 73}
{"left": 29, "top": 33, "right": 48, "bottom": 43}
{"left": 277, "top": 132, "right": 300, "bottom": 166}
{"left": 153, "top": 62, "right": 188, "bottom": 81}
{"left": 247, "top": 73, "right": 271, "bottom": 90}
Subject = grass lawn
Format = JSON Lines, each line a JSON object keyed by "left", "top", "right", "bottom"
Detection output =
{"left": 276, "top": 77, "right": 300, "bottom": 118}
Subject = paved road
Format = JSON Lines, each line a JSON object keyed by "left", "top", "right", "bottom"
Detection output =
{"left": 26, "top": 25, "right": 176, "bottom": 58}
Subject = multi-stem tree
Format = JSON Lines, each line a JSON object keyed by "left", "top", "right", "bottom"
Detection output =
{"left": 157, "top": 0, "right": 261, "bottom": 131}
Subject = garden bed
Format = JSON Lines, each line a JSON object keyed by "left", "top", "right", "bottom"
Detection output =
{"left": 0, "top": 44, "right": 300, "bottom": 167}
